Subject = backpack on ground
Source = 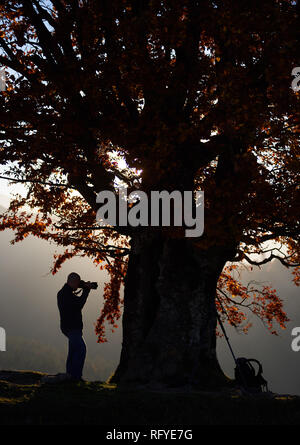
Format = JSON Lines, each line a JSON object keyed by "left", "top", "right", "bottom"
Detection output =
{"left": 234, "top": 357, "right": 268, "bottom": 393}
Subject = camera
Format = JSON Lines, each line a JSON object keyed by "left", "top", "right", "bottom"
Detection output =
{"left": 79, "top": 280, "right": 98, "bottom": 290}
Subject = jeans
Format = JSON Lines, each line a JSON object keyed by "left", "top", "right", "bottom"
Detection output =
{"left": 62, "top": 330, "right": 86, "bottom": 379}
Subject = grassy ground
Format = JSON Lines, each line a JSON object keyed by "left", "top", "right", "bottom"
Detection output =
{"left": 1, "top": 370, "right": 300, "bottom": 425}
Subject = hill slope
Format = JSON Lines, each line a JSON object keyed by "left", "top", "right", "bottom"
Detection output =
{"left": 0, "top": 369, "right": 300, "bottom": 425}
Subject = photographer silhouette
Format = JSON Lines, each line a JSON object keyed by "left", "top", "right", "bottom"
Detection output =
{"left": 57, "top": 272, "right": 97, "bottom": 382}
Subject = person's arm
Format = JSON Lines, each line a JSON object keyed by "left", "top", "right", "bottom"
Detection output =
{"left": 77, "top": 288, "right": 90, "bottom": 309}
{"left": 71, "top": 287, "right": 90, "bottom": 309}
{"left": 60, "top": 286, "right": 90, "bottom": 311}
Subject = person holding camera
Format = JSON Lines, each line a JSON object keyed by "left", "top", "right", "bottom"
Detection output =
{"left": 57, "top": 272, "right": 97, "bottom": 382}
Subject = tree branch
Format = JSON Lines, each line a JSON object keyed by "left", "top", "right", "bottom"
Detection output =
{"left": 0, "top": 175, "right": 71, "bottom": 188}
{"left": 242, "top": 252, "right": 300, "bottom": 267}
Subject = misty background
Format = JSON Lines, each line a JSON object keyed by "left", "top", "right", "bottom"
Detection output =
{"left": 0, "top": 198, "right": 299, "bottom": 394}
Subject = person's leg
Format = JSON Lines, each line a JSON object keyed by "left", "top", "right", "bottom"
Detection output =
{"left": 62, "top": 329, "right": 72, "bottom": 376}
{"left": 65, "top": 330, "right": 86, "bottom": 379}
{"left": 66, "top": 335, "right": 72, "bottom": 376}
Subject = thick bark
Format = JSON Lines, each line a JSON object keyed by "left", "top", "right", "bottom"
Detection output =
{"left": 109, "top": 231, "right": 233, "bottom": 388}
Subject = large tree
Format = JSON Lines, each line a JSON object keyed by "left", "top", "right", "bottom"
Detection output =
{"left": 0, "top": 0, "right": 299, "bottom": 388}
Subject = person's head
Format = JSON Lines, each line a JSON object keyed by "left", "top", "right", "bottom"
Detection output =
{"left": 67, "top": 272, "right": 81, "bottom": 290}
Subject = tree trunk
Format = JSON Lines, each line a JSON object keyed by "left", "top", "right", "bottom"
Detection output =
{"left": 109, "top": 230, "right": 232, "bottom": 389}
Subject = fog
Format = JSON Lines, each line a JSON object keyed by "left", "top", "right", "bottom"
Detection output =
{"left": 0, "top": 204, "right": 299, "bottom": 393}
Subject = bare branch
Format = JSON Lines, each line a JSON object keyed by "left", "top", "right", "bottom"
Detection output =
{"left": 243, "top": 252, "right": 300, "bottom": 268}
{"left": 0, "top": 175, "right": 71, "bottom": 188}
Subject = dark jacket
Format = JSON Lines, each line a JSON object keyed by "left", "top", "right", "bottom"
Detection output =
{"left": 57, "top": 283, "right": 90, "bottom": 333}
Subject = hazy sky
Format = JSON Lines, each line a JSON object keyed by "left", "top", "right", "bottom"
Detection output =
{"left": 0, "top": 167, "right": 27, "bottom": 204}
